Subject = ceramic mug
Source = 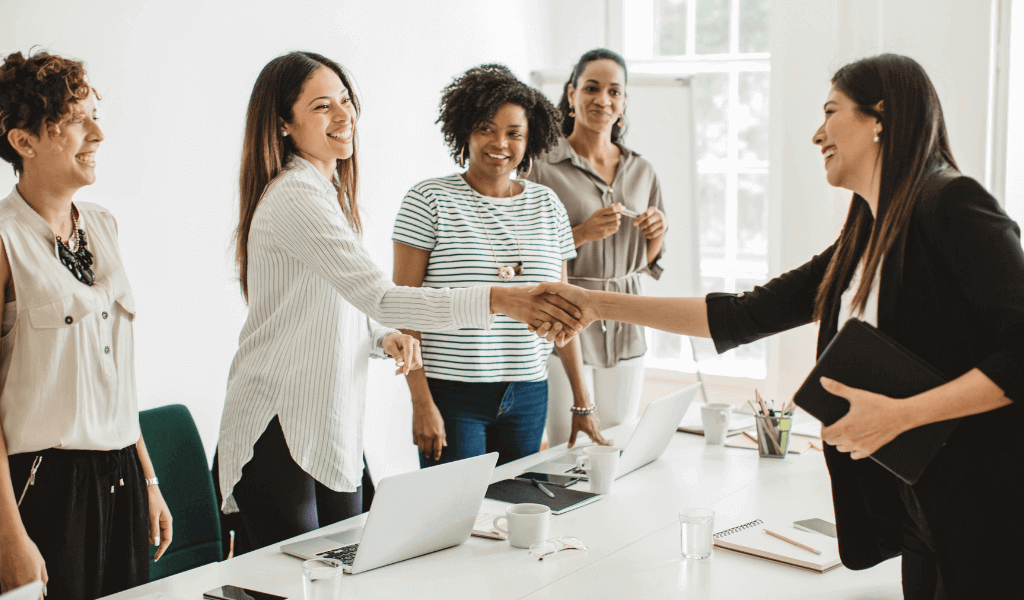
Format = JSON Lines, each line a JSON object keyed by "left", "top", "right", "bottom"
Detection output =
{"left": 575, "top": 446, "right": 619, "bottom": 494}
{"left": 493, "top": 503, "right": 551, "bottom": 549}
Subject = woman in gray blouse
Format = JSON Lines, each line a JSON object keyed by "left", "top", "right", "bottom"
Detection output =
{"left": 527, "top": 49, "right": 667, "bottom": 446}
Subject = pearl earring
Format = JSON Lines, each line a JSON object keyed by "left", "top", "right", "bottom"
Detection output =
{"left": 26, "top": 149, "right": 34, "bottom": 156}
{"left": 873, "top": 130, "right": 879, "bottom": 143}
{"left": 282, "top": 131, "right": 289, "bottom": 137}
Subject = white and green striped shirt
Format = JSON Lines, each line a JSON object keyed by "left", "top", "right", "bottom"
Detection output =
{"left": 393, "top": 174, "right": 577, "bottom": 382}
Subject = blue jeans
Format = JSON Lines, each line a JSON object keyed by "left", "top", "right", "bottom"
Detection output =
{"left": 421, "top": 378, "right": 548, "bottom": 468}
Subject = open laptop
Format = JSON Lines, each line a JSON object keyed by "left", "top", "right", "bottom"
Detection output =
{"left": 281, "top": 452, "right": 497, "bottom": 574}
{"left": 527, "top": 383, "right": 700, "bottom": 479}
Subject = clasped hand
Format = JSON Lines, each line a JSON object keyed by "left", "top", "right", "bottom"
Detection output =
{"left": 818, "top": 377, "right": 912, "bottom": 459}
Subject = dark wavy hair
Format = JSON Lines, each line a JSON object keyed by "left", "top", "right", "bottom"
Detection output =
{"left": 813, "top": 53, "right": 959, "bottom": 322}
{"left": 0, "top": 50, "right": 98, "bottom": 175}
{"left": 235, "top": 51, "right": 361, "bottom": 301}
{"left": 437, "top": 64, "right": 561, "bottom": 174}
{"left": 558, "top": 48, "right": 628, "bottom": 142}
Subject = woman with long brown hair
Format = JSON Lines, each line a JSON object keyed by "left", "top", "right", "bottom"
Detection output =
{"left": 215, "top": 52, "right": 583, "bottom": 552}
{"left": 532, "top": 53, "right": 1023, "bottom": 597}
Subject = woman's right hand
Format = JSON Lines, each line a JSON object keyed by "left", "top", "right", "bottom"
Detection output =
{"left": 574, "top": 204, "right": 623, "bottom": 246}
{"left": 412, "top": 399, "right": 447, "bottom": 461}
{"left": 0, "top": 533, "right": 47, "bottom": 596}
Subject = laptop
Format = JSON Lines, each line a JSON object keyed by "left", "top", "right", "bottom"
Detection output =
{"left": 527, "top": 383, "right": 700, "bottom": 479}
{"left": 0, "top": 582, "right": 43, "bottom": 600}
{"left": 281, "top": 452, "right": 498, "bottom": 574}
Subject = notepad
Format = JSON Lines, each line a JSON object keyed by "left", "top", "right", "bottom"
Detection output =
{"left": 713, "top": 519, "right": 842, "bottom": 573}
{"left": 471, "top": 512, "right": 507, "bottom": 540}
{"left": 484, "top": 478, "right": 601, "bottom": 514}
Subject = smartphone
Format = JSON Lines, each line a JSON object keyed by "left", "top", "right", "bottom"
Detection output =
{"left": 204, "top": 586, "right": 287, "bottom": 600}
{"left": 515, "top": 472, "right": 581, "bottom": 487}
{"left": 793, "top": 518, "right": 838, "bottom": 538}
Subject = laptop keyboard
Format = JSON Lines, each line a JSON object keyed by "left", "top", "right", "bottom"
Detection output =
{"left": 318, "top": 543, "right": 359, "bottom": 566}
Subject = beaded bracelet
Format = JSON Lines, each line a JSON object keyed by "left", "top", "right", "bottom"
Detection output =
{"left": 570, "top": 404, "right": 596, "bottom": 416}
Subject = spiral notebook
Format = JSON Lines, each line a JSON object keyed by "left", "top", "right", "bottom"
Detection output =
{"left": 713, "top": 519, "right": 842, "bottom": 573}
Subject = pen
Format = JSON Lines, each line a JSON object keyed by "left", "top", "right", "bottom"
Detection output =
{"left": 531, "top": 478, "right": 555, "bottom": 498}
{"left": 764, "top": 529, "right": 822, "bottom": 555}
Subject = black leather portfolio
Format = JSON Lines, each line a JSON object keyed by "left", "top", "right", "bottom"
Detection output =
{"left": 793, "top": 319, "right": 960, "bottom": 484}
{"left": 485, "top": 479, "right": 600, "bottom": 514}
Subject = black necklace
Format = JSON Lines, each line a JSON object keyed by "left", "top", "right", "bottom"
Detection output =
{"left": 55, "top": 206, "right": 95, "bottom": 286}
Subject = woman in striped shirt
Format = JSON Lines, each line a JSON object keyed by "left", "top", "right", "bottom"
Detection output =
{"left": 217, "top": 52, "right": 583, "bottom": 553}
{"left": 393, "top": 65, "right": 612, "bottom": 467}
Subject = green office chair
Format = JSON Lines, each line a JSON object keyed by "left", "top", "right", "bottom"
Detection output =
{"left": 139, "top": 404, "right": 223, "bottom": 580}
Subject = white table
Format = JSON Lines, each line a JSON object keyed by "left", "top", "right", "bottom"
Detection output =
{"left": 105, "top": 426, "right": 902, "bottom": 600}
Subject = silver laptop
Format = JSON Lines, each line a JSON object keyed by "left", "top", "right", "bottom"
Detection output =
{"left": 281, "top": 452, "right": 497, "bottom": 574}
{"left": 0, "top": 582, "right": 43, "bottom": 600}
{"left": 527, "top": 383, "right": 700, "bottom": 479}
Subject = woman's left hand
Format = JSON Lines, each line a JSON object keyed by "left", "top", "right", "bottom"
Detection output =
{"left": 148, "top": 485, "right": 173, "bottom": 561}
{"left": 819, "top": 377, "right": 912, "bottom": 459}
{"left": 383, "top": 333, "right": 422, "bottom": 375}
{"left": 632, "top": 206, "right": 666, "bottom": 240}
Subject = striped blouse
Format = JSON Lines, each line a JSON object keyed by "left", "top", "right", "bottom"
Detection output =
{"left": 392, "top": 174, "right": 576, "bottom": 382}
{"left": 218, "top": 157, "right": 494, "bottom": 509}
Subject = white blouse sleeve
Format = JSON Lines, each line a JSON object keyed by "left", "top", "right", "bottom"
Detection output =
{"left": 263, "top": 178, "right": 493, "bottom": 332}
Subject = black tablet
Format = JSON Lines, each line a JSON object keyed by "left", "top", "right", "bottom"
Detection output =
{"left": 792, "top": 318, "right": 960, "bottom": 484}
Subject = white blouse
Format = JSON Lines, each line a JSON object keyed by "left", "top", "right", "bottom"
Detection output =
{"left": 218, "top": 157, "right": 494, "bottom": 511}
{"left": 838, "top": 259, "right": 882, "bottom": 328}
{"left": 0, "top": 187, "right": 140, "bottom": 455}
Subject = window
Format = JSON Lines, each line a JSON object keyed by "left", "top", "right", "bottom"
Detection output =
{"left": 1004, "top": 1, "right": 1024, "bottom": 225}
{"left": 623, "top": 0, "right": 770, "bottom": 378}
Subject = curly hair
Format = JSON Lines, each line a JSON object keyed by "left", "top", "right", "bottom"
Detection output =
{"left": 437, "top": 64, "right": 561, "bottom": 173}
{"left": 0, "top": 50, "right": 97, "bottom": 175}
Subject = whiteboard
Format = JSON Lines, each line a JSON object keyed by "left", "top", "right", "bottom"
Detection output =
{"left": 530, "top": 72, "right": 700, "bottom": 297}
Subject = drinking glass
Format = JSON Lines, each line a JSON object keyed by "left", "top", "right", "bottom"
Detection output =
{"left": 679, "top": 508, "right": 715, "bottom": 559}
{"left": 302, "top": 558, "right": 344, "bottom": 600}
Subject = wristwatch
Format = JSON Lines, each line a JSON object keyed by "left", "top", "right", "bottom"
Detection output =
{"left": 145, "top": 476, "right": 160, "bottom": 487}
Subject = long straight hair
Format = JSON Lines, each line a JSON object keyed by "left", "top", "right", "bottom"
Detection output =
{"left": 235, "top": 51, "right": 361, "bottom": 300}
{"left": 813, "top": 54, "right": 958, "bottom": 322}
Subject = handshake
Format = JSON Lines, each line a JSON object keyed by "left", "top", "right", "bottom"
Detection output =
{"left": 490, "top": 282, "right": 597, "bottom": 347}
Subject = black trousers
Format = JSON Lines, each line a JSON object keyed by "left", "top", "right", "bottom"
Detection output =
{"left": 217, "top": 416, "right": 371, "bottom": 554}
{"left": 898, "top": 481, "right": 945, "bottom": 600}
{"left": 8, "top": 446, "right": 149, "bottom": 600}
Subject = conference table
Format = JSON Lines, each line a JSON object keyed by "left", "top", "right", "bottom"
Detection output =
{"left": 105, "top": 423, "right": 902, "bottom": 600}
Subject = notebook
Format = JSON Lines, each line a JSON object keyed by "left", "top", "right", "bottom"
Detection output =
{"left": 713, "top": 519, "right": 842, "bottom": 573}
{"left": 792, "top": 318, "right": 959, "bottom": 484}
{"left": 471, "top": 512, "right": 508, "bottom": 540}
{"left": 484, "top": 478, "right": 601, "bottom": 514}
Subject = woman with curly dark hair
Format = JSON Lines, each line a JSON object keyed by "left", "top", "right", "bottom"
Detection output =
{"left": 0, "top": 50, "right": 172, "bottom": 597}
{"left": 392, "top": 64, "right": 612, "bottom": 467}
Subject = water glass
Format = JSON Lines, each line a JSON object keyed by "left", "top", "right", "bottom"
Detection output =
{"left": 302, "top": 558, "right": 344, "bottom": 600}
{"left": 679, "top": 508, "right": 715, "bottom": 559}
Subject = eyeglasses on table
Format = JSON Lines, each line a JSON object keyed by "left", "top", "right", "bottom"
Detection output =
{"left": 528, "top": 536, "right": 588, "bottom": 560}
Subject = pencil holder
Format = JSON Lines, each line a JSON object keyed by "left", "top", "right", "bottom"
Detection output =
{"left": 754, "top": 414, "right": 792, "bottom": 458}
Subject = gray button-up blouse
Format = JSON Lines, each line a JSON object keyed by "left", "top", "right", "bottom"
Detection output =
{"left": 527, "top": 137, "right": 666, "bottom": 368}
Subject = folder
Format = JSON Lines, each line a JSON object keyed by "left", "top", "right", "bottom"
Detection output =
{"left": 792, "top": 318, "right": 960, "bottom": 484}
{"left": 484, "top": 479, "right": 601, "bottom": 514}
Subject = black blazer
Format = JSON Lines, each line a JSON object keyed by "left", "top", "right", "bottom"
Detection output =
{"left": 706, "top": 171, "right": 1023, "bottom": 593}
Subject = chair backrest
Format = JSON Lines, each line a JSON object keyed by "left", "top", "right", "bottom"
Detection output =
{"left": 139, "top": 404, "right": 222, "bottom": 579}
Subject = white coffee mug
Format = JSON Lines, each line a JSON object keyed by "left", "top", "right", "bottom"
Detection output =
{"left": 575, "top": 446, "right": 619, "bottom": 494}
{"left": 700, "top": 403, "right": 733, "bottom": 445}
{"left": 493, "top": 503, "right": 551, "bottom": 549}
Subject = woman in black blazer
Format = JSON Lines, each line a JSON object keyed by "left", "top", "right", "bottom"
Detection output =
{"left": 530, "top": 54, "right": 1023, "bottom": 599}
